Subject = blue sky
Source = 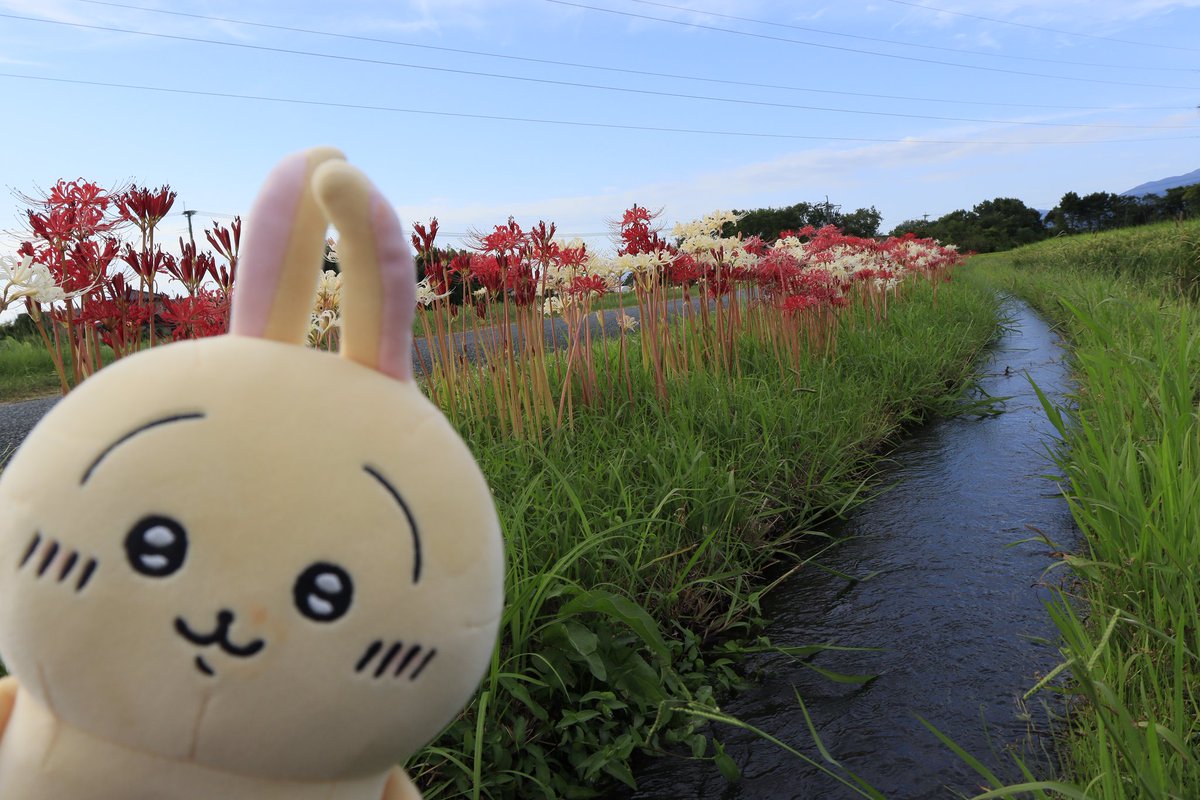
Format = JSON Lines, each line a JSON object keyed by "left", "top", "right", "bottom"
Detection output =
{"left": 1, "top": 0, "right": 1197, "bottom": 256}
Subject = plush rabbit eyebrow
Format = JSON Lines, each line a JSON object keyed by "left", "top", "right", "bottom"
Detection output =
{"left": 362, "top": 465, "right": 422, "bottom": 584}
{"left": 82, "top": 413, "right": 206, "bottom": 485}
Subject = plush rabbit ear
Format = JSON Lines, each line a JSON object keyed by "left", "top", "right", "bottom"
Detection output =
{"left": 230, "top": 147, "right": 346, "bottom": 342}
{"left": 311, "top": 160, "right": 415, "bottom": 382}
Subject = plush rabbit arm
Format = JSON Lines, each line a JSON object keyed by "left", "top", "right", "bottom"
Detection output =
{"left": 0, "top": 677, "right": 15, "bottom": 745}
{"left": 381, "top": 767, "right": 422, "bottom": 800}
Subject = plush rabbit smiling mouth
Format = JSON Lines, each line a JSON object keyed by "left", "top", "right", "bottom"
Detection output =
{"left": 174, "top": 610, "right": 267, "bottom": 676}
{"left": 0, "top": 147, "right": 505, "bottom": 799}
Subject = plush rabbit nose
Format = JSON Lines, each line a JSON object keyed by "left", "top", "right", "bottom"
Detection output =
{"left": 311, "top": 159, "right": 416, "bottom": 381}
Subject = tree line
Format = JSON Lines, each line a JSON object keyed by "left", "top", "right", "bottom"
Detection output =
{"left": 730, "top": 181, "right": 1200, "bottom": 254}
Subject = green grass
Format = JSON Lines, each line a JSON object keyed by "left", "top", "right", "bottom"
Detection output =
{"left": 962, "top": 218, "right": 1200, "bottom": 799}
{"left": 409, "top": 277, "right": 1001, "bottom": 798}
{"left": 0, "top": 337, "right": 66, "bottom": 402}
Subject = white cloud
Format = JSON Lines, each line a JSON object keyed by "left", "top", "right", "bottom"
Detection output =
{"left": 888, "top": 0, "right": 1200, "bottom": 32}
{"left": 390, "top": 135, "right": 1007, "bottom": 249}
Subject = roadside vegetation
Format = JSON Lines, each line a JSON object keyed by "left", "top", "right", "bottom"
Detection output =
{"left": 411, "top": 275, "right": 998, "bottom": 798}
{"left": 966, "top": 217, "right": 1200, "bottom": 798}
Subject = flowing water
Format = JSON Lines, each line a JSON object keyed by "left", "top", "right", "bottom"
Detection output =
{"left": 632, "top": 298, "right": 1079, "bottom": 799}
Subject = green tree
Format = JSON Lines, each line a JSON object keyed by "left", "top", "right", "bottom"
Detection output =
{"left": 972, "top": 197, "right": 1047, "bottom": 250}
{"left": 839, "top": 206, "right": 883, "bottom": 238}
{"left": 730, "top": 201, "right": 882, "bottom": 241}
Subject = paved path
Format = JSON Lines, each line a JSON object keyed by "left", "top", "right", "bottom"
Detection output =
{"left": 0, "top": 295, "right": 708, "bottom": 459}
{"left": 0, "top": 395, "right": 58, "bottom": 462}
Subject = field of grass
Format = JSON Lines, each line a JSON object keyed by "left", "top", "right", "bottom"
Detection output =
{"left": 0, "top": 338, "right": 68, "bottom": 402}
{"left": 408, "top": 277, "right": 1000, "bottom": 798}
{"left": 966, "top": 217, "right": 1200, "bottom": 798}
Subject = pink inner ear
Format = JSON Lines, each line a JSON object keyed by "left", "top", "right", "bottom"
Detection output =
{"left": 229, "top": 152, "right": 309, "bottom": 338}
{"left": 371, "top": 191, "right": 416, "bottom": 381}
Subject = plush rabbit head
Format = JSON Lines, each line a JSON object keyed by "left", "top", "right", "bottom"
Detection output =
{"left": 0, "top": 148, "right": 504, "bottom": 781}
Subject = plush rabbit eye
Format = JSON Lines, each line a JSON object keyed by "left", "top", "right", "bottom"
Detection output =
{"left": 293, "top": 563, "right": 354, "bottom": 622}
{"left": 125, "top": 516, "right": 188, "bottom": 577}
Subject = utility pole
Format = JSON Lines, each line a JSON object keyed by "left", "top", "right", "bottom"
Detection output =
{"left": 182, "top": 209, "right": 197, "bottom": 250}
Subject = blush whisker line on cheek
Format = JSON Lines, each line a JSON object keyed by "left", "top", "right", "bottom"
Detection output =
{"left": 373, "top": 642, "right": 404, "bottom": 678}
{"left": 36, "top": 540, "right": 60, "bottom": 577}
{"left": 393, "top": 645, "right": 421, "bottom": 678}
{"left": 355, "top": 639, "right": 384, "bottom": 673}
{"left": 410, "top": 648, "right": 437, "bottom": 681}
{"left": 57, "top": 551, "right": 79, "bottom": 582}
{"left": 75, "top": 558, "right": 98, "bottom": 592}
{"left": 18, "top": 533, "right": 41, "bottom": 569}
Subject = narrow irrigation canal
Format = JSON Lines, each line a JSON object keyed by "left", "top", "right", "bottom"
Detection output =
{"left": 633, "top": 298, "right": 1080, "bottom": 799}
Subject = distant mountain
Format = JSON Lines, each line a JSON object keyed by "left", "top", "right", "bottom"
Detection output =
{"left": 1121, "top": 168, "right": 1200, "bottom": 197}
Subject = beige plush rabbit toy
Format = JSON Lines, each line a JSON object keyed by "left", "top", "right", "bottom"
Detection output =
{"left": 0, "top": 147, "right": 505, "bottom": 799}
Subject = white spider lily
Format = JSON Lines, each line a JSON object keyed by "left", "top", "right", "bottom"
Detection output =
{"left": 0, "top": 254, "right": 65, "bottom": 310}
{"left": 415, "top": 277, "right": 451, "bottom": 307}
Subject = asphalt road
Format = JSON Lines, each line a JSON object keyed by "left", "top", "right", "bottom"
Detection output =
{"left": 0, "top": 295, "right": 705, "bottom": 459}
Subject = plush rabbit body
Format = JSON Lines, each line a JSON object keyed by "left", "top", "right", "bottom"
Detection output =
{"left": 0, "top": 149, "right": 504, "bottom": 799}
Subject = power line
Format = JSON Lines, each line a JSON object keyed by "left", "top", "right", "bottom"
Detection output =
{"left": 629, "top": 0, "right": 1195, "bottom": 72}
{"left": 881, "top": 0, "right": 1200, "bottom": 53}
{"left": 2, "top": 12, "right": 1197, "bottom": 129}
{"left": 545, "top": 0, "right": 1200, "bottom": 91}
{"left": 24, "top": 3, "right": 1200, "bottom": 112}
{"left": 3, "top": 72, "right": 1197, "bottom": 147}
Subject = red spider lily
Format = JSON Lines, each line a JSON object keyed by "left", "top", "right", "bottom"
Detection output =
{"left": 528, "top": 221, "right": 559, "bottom": 262}
{"left": 22, "top": 180, "right": 119, "bottom": 290}
{"left": 504, "top": 260, "right": 538, "bottom": 307}
{"left": 205, "top": 217, "right": 241, "bottom": 293}
{"left": 702, "top": 252, "right": 744, "bottom": 298}
{"left": 470, "top": 254, "right": 503, "bottom": 294}
{"left": 121, "top": 244, "right": 174, "bottom": 285}
{"left": 879, "top": 233, "right": 966, "bottom": 278}
{"left": 752, "top": 249, "right": 804, "bottom": 298}
{"left": 558, "top": 241, "right": 589, "bottom": 271}
{"left": 411, "top": 218, "right": 439, "bottom": 256}
{"left": 117, "top": 184, "right": 176, "bottom": 230}
{"left": 566, "top": 274, "right": 606, "bottom": 300}
{"left": 426, "top": 253, "right": 452, "bottom": 296}
{"left": 741, "top": 235, "right": 769, "bottom": 257}
{"left": 413, "top": 220, "right": 457, "bottom": 296}
{"left": 62, "top": 237, "right": 120, "bottom": 295}
{"left": 160, "top": 292, "right": 228, "bottom": 340}
{"left": 79, "top": 273, "right": 156, "bottom": 354}
{"left": 479, "top": 219, "right": 528, "bottom": 258}
{"left": 169, "top": 239, "right": 216, "bottom": 296}
{"left": 782, "top": 293, "right": 819, "bottom": 314}
{"left": 666, "top": 252, "right": 702, "bottom": 285}
{"left": 445, "top": 252, "right": 472, "bottom": 297}
{"left": 773, "top": 269, "right": 847, "bottom": 312}
{"left": 41, "top": 179, "right": 117, "bottom": 241}
{"left": 617, "top": 204, "right": 671, "bottom": 257}
{"left": 476, "top": 220, "right": 537, "bottom": 307}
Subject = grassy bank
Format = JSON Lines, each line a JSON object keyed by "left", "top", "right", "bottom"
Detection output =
{"left": 967, "top": 218, "right": 1200, "bottom": 798}
{"left": 0, "top": 338, "right": 72, "bottom": 402}
{"left": 411, "top": 277, "right": 1000, "bottom": 798}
